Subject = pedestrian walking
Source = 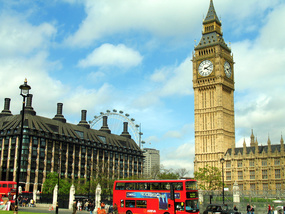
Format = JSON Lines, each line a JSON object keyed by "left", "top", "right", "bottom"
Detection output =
{"left": 268, "top": 204, "right": 272, "bottom": 214}
{"left": 247, "top": 204, "right": 251, "bottom": 214}
{"left": 113, "top": 203, "right": 118, "bottom": 214}
{"left": 250, "top": 205, "right": 254, "bottom": 214}
{"left": 73, "top": 200, "right": 77, "bottom": 214}
{"left": 89, "top": 201, "right": 94, "bottom": 214}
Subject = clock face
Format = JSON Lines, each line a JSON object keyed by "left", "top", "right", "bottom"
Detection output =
{"left": 198, "top": 60, "right": 213, "bottom": 77}
{"left": 224, "top": 61, "right": 232, "bottom": 78}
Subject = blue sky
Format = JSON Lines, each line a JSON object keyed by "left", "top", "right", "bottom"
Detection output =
{"left": 1, "top": 0, "right": 285, "bottom": 176}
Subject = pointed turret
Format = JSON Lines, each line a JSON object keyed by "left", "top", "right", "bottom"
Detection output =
{"left": 243, "top": 138, "right": 247, "bottom": 155}
{"left": 195, "top": 0, "right": 230, "bottom": 51}
{"left": 267, "top": 135, "right": 271, "bottom": 153}
{"left": 255, "top": 137, "right": 259, "bottom": 154}
{"left": 281, "top": 134, "right": 284, "bottom": 152}
{"left": 203, "top": 0, "right": 221, "bottom": 25}
{"left": 250, "top": 129, "right": 255, "bottom": 147}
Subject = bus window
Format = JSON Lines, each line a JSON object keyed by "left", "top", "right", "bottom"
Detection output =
{"left": 160, "top": 183, "right": 168, "bottom": 190}
{"left": 120, "top": 200, "right": 124, "bottom": 207}
{"left": 138, "top": 183, "right": 145, "bottom": 190}
{"left": 136, "top": 200, "right": 147, "bottom": 208}
{"left": 126, "top": 183, "right": 134, "bottom": 190}
{"left": 126, "top": 200, "right": 135, "bottom": 208}
{"left": 3, "top": 184, "right": 7, "bottom": 188}
{"left": 185, "top": 181, "right": 197, "bottom": 190}
{"left": 173, "top": 182, "right": 183, "bottom": 190}
{"left": 185, "top": 200, "right": 199, "bottom": 211}
{"left": 115, "top": 182, "right": 125, "bottom": 190}
{"left": 151, "top": 183, "right": 160, "bottom": 190}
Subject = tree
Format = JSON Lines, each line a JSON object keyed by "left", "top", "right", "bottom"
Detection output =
{"left": 150, "top": 164, "right": 161, "bottom": 179}
{"left": 175, "top": 168, "right": 189, "bottom": 178}
{"left": 158, "top": 171, "right": 179, "bottom": 179}
{"left": 42, "top": 172, "right": 72, "bottom": 194}
{"left": 157, "top": 167, "right": 179, "bottom": 179}
{"left": 42, "top": 172, "right": 58, "bottom": 194}
{"left": 194, "top": 165, "right": 223, "bottom": 190}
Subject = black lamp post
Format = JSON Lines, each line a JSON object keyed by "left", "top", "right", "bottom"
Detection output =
{"left": 15, "top": 79, "right": 31, "bottom": 214}
{"left": 220, "top": 157, "right": 225, "bottom": 204}
{"left": 56, "top": 149, "right": 62, "bottom": 214}
{"left": 88, "top": 164, "right": 91, "bottom": 200}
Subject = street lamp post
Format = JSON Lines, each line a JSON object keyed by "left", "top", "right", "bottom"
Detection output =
{"left": 56, "top": 149, "right": 62, "bottom": 214}
{"left": 15, "top": 79, "right": 31, "bottom": 214}
{"left": 220, "top": 157, "right": 225, "bottom": 204}
{"left": 88, "top": 164, "right": 91, "bottom": 200}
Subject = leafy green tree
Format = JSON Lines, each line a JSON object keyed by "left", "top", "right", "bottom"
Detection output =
{"left": 158, "top": 171, "right": 179, "bottom": 179}
{"left": 194, "top": 165, "right": 223, "bottom": 190}
{"left": 42, "top": 172, "right": 58, "bottom": 194}
{"left": 157, "top": 166, "right": 179, "bottom": 179}
{"left": 42, "top": 172, "right": 72, "bottom": 194}
{"left": 59, "top": 178, "right": 72, "bottom": 194}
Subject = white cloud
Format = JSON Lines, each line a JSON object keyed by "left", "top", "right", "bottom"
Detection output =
{"left": 64, "top": 0, "right": 204, "bottom": 47}
{"left": 0, "top": 14, "right": 56, "bottom": 56}
{"left": 161, "top": 143, "right": 195, "bottom": 176}
{"left": 64, "top": 0, "right": 284, "bottom": 47}
{"left": 233, "top": 3, "right": 285, "bottom": 146}
{"left": 158, "top": 57, "right": 192, "bottom": 97}
{"left": 78, "top": 43, "right": 143, "bottom": 69}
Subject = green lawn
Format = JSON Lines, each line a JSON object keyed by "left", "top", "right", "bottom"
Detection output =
{"left": 0, "top": 211, "right": 42, "bottom": 214}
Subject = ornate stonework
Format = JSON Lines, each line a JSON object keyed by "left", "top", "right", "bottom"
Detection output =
{"left": 193, "top": 0, "right": 235, "bottom": 171}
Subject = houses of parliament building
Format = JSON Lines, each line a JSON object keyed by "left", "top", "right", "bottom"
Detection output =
{"left": 193, "top": 0, "right": 284, "bottom": 191}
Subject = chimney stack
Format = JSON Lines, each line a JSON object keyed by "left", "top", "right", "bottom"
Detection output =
{"left": 53, "top": 103, "right": 66, "bottom": 123}
{"left": 78, "top": 110, "right": 90, "bottom": 128}
{"left": 0, "top": 98, "right": 12, "bottom": 117}
{"left": 99, "top": 116, "right": 111, "bottom": 134}
{"left": 24, "top": 94, "right": 36, "bottom": 115}
{"left": 121, "top": 122, "right": 131, "bottom": 139}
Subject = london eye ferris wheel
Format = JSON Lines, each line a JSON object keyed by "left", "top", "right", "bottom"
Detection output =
{"left": 89, "top": 109, "right": 144, "bottom": 148}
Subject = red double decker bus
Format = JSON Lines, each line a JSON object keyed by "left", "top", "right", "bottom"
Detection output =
{"left": 0, "top": 181, "right": 17, "bottom": 197}
{"left": 113, "top": 179, "right": 199, "bottom": 214}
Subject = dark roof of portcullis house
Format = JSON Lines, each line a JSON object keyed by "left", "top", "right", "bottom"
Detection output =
{"left": 0, "top": 95, "right": 142, "bottom": 155}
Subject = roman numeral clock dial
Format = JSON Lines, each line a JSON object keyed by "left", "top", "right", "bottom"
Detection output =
{"left": 224, "top": 61, "right": 232, "bottom": 78}
{"left": 198, "top": 60, "right": 213, "bottom": 77}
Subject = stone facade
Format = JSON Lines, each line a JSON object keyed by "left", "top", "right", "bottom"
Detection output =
{"left": 193, "top": 0, "right": 285, "bottom": 192}
{"left": 193, "top": 0, "right": 235, "bottom": 171}
{"left": 224, "top": 131, "right": 285, "bottom": 191}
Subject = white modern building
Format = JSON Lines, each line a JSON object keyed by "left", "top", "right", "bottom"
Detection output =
{"left": 143, "top": 148, "right": 160, "bottom": 178}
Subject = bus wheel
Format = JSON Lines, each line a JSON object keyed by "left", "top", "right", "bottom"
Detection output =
{"left": 126, "top": 211, "right": 133, "bottom": 214}
{"left": 164, "top": 212, "right": 170, "bottom": 214}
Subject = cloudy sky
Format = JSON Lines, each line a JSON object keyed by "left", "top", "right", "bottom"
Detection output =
{"left": 1, "top": 0, "right": 285, "bottom": 176}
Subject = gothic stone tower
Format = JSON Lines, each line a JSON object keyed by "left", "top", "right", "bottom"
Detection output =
{"left": 192, "top": 0, "right": 235, "bottom": 171}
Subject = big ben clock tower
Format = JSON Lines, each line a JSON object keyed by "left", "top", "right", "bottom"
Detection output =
{"left": 193, "top": 0, "right": 235, "bottom": 171}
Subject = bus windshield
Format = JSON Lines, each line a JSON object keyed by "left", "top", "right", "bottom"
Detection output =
{"left": 185, "top": 200, "right": 199, "bottom": 213}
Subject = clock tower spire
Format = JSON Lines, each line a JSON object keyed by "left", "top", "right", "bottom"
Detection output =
{"left": 192, "top": 0, "right": 235, "bottom": 171}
